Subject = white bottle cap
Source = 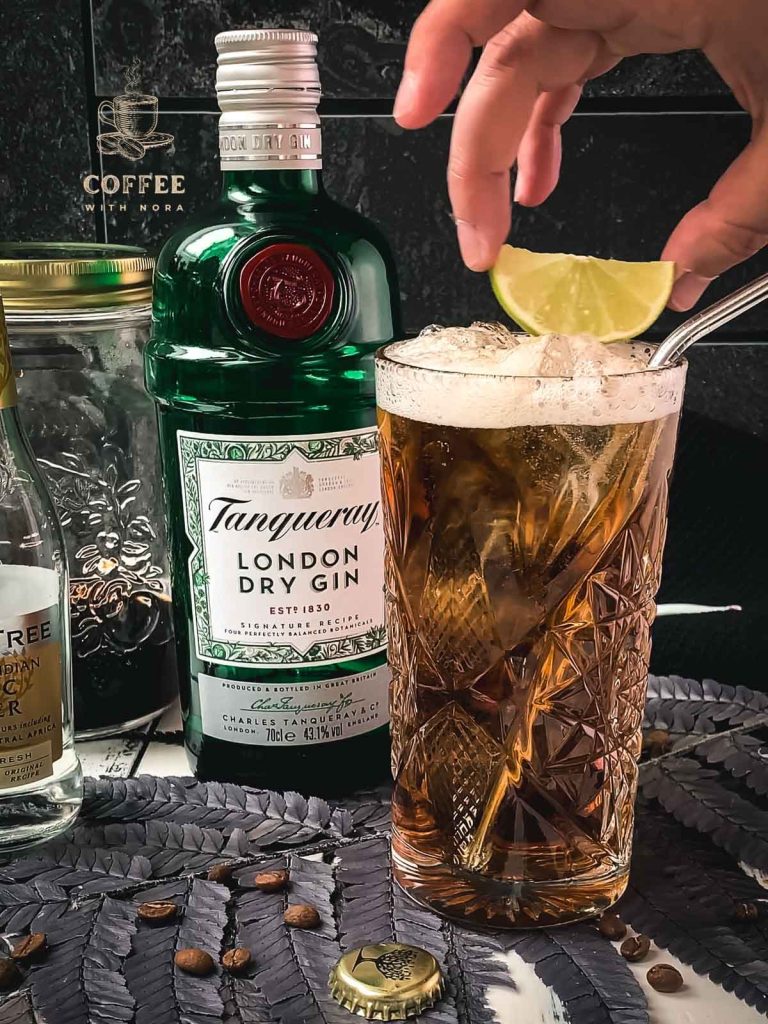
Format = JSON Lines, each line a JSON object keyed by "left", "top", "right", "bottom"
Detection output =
{"left": 215, "top": 30, "right": 321, "bottom": 106}
{"left": 215, "top": 29, "right": 323, "bottom": 168}
{"left": 215, "top": 29, "right": 322, "bottom": 169}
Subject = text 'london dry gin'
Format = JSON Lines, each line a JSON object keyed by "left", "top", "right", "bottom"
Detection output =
{"left": 145, "top": 29, "right": 401, "bottom": 793}
{"left": 0, "top": 298, "right": 82, "bottom": 849}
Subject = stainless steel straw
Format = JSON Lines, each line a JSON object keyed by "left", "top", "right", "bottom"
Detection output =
{"left": 649, "top": 270, "right": 768, "bottom": 368}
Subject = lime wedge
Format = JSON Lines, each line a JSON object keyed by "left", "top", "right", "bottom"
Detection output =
{"left": 490, "top": 246, "right": 675, "bottom": 342}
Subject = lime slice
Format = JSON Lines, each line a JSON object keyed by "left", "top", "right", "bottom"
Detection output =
{"left": 490, "top": 246, "right": 675, "bottom": 342}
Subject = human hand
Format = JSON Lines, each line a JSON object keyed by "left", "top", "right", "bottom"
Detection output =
{"left": 394, "top": 0, "right": 768, "bottom": 310}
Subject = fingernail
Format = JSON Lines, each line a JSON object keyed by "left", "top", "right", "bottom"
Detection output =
{"left": 456, "top": 221, "right": 488, "bottom": 271}
{"left": 393, "top": 72, "right": 417, "bottom": 124}
{"left": 669, "top": 272, "right": 716, "bottom": 312}
{"left": 513, "top": 174, "right": 524, "bottom": 204}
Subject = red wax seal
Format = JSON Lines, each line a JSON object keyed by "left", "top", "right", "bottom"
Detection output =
{"left": 239, "top": 243, "right": 335, "bottom": 340}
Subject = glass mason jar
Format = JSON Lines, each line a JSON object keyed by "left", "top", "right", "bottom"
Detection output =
{"left": 0, "top": 244, "right": 178, "bottom": 737}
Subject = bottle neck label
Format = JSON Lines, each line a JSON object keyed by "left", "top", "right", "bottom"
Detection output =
{"left": 219, "top": 115, "right": 322, "bottom": 170}
{"left": 177, "top": 426, "right": 387, "bottom": 670}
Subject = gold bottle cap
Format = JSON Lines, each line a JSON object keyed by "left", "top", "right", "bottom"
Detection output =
{"left": 328, "top": 942, "right": 444, "bottom": 1021}
{"left": 0, "top": 243, "right": 153, "bottom": 310}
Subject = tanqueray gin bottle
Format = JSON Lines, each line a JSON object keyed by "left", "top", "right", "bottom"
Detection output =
{"left": 145, "top": 29, "right": 401, "bottom": 793}
{"left": 0, "top": 296, "right": 82, "bottom": 847}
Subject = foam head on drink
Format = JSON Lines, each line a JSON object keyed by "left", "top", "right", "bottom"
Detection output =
{"left": 376, "top": 323, "right": 687, "bottom": 928}
{"left": 376, "top": 322, "right": 684, "bottom": 428}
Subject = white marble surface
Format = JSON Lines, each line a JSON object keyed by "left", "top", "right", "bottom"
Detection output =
{"left": 488, "top": 939, "right": 763, "bottom": 1024}
{"left": 74, "top": 707, "right": 764, "bottom": 1024}
{"left": 75, "top": 700, "right": 183, "bottom": 777}
{"left": 77, "top": 730, "right": 149, "bottom": 779}
{"left": 132, "top": 737, "right": 188, "bottom": 777}
{"left": 623, "top": 936, "right": 762, "bottom": 1024}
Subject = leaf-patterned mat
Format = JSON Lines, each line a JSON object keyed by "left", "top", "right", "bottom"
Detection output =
{"left": 0, "top": 674, "right": 765, "bottom": 1024}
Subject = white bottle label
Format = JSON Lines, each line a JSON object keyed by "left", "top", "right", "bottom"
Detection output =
{"left": 178, "top": 427, "right": 387, "bottom": 668}
{"left": 198, "top": 664, "right": 389, "bottom": 746}
{"left": 0, "top": 566, "right": 64, "bottom": 790}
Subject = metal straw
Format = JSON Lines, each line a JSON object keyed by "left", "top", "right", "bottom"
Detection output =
{"left": 649, "top": 270, "right": 768, "bottom": 368}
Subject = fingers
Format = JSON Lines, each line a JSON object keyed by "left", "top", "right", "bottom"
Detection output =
{"left": 662, "top": 127, "right": 768, "bottom": 310}
{"left": 514, "top": 49, "right": 619, "bottom": 208}
{"left": 514, "top": 85, "right": 583, "bottom": 207}
{"left": 394, "top": 0, "right": 526, "bottom": 129}
{"left": 449, "top": 16, "right": 602, "bottom": 269}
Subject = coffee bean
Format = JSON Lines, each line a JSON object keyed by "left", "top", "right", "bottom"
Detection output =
{"left": 734, "top": 902, "right": 759, "bottom": 922}
{"left": 284, "top": 904, "right": 321, "bottom": 929}
{"left": 11, "top": 932, "right": 47, "bottom": 962}
{"left": 254, "top": 869, "right": 289, "bottom": 893}
{"left": 175, "top": 948, "right": 215, "bottom": 976}
{"left": 644, "top": 728, "right": 670, "bottom": 746}
{"left": 647, "top": 964, "right": 684, "bottom": 993}
{"left": 207, "top": 862, "right": 236, "bottom": 884}
{"left": 0, "top": 959, "right": 21, "bottom": 991}
{"left": 644, "top": 729, "right": 671, "bottom": 754}
{"left": 221, "top": 947, "right": 252, "bottom": 975}
{"left": 117, "top": 138, "right": 146, "bottom": 160}
{"left": 598, "top": 913, "right": 627, "bottom": 940}
{"left": 137, "top": 901, "right": 180, "bottom": 924}
{"left": 620, "top": 934, "right": 651, "bottom": 962}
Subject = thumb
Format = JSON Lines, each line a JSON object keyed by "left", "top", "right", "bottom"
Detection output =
{"left": 662, "top": 126, "right": 768, "bottom": 311}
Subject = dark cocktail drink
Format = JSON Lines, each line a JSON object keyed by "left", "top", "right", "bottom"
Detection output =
{"left": 377, "top": 324, "right": 686, "bottom": 927}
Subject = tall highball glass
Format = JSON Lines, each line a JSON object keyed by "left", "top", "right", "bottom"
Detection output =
{"left": 376, "top": 335, "right": 686, "bottom": 927}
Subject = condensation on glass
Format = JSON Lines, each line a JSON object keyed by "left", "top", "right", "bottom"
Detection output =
{"left": 0, "top": 244, "right": 178, "bottom": 737}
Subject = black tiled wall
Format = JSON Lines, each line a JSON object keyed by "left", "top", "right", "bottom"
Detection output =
{"left": 1, "top": 0, "right": 766, "bottom": 686}
{"left": 0, "top": 1, "right": 92, "bottom": 242}
{"left": 94, "top": 112, "right": 768, "bottom": 338}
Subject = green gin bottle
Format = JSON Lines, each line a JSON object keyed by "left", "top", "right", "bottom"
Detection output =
{"left": 145, "top": 29, "right": 401, "bottom": 794}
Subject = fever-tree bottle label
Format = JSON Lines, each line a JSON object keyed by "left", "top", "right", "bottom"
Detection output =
{"left": 0, "top": 297, "right": 81, "bottom": 841}
{"left": 0, "top": 572, "right": 63, "bottom": 790}
{"left": 178, "top": 427, "right": 387, "bottom": 667}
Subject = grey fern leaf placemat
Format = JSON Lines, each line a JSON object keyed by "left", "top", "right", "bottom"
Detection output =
{"left": 0, "top": 675, "right": 765, "bottom": 1023}
{"left": 0, "top": 837, "right": 648, "bottom": 1024}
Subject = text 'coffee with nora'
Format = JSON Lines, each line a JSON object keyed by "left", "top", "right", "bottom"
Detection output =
{"left": 82, "top": 174, "right": 185, "bottom": 215}
{"left": 81, "top": 58, "right": 185, "bottom": 214}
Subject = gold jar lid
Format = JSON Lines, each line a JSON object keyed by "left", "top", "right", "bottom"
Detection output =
{"left": 328, "top": 942, "right": 444, "bottom": 1021}
{"left": 0, "top": 243, "right": 153, "bottom": 310}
